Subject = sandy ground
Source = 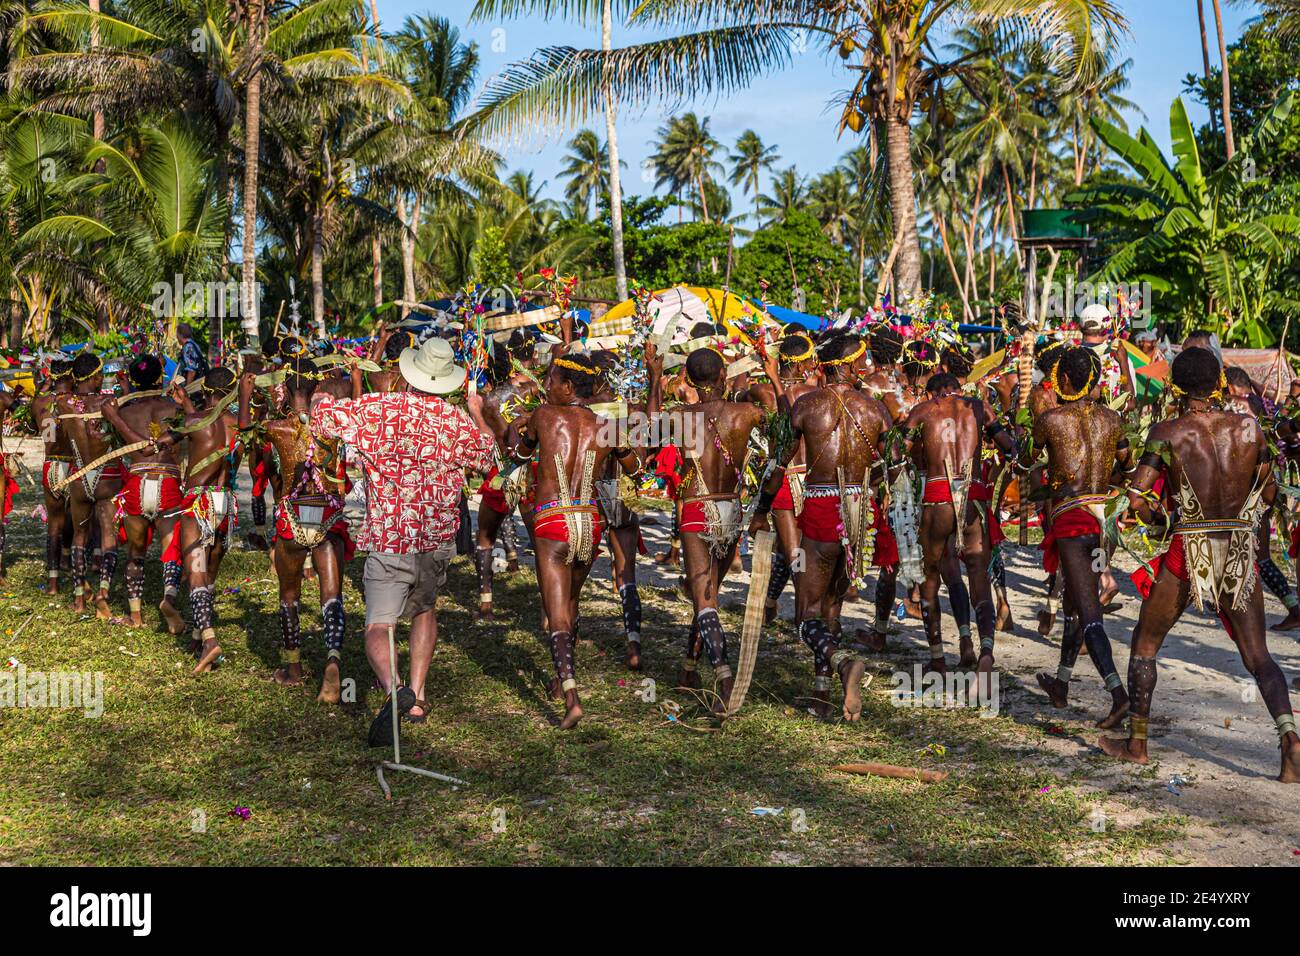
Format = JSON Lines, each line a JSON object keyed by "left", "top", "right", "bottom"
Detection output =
{"left": 507, "top": 506, "right": 1300, "bottom": 866}
{"left": 10, "top": 433, "right": 1295, "bottom": 864}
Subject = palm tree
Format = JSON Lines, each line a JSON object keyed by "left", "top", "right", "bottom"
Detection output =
{"left": 559, "top": 129, "right": 615, "bottom": 219}
{"left": 650, "top": 113, "right": 722, "bottom": 223}
{"left": 469, "top": 0, "right": 631, "bottom": 301}
{"left": 1211, "top": 0, "right": 1236, "bottom": 157}
{"left": 469, "top": 0, "right": 1128, "bottom": 301}
{"left": 727, "top": 129, "right": 779, "bottom": 224}
{"left": 1196, "top": 0, "right": 1220, "bottom": 136}
{"left": 757, "top": 166, "right": 806, "bottom": 224}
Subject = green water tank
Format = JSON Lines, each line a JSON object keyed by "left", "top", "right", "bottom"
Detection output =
{"left": 1022, "top": 209, "right": 1086, "bottom": 240}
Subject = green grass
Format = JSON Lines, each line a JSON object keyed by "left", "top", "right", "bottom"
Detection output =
{"left": 0, "top": 513, "right": 1182, "bottom": 866}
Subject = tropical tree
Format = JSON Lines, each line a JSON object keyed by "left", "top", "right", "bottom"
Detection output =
{"left": 559, "top": 129, "right": 617, "bottom": 219}
{"left": 650, "top": 112, "right": 722, "bottom": 223}
{"left": 727, "top": 129, "right": 779, "bottom": 224}
{"left": 1071, "top": 94, "right": 1300, "bottom": 345}
{"left": 468, "top": 0, "right": 632, "bottom": 301}
{"left": 468, "top": 0, "right": 1128, "bottom": 301}
{"left": 757, "top": 165, "right": 806, "bottom": 224}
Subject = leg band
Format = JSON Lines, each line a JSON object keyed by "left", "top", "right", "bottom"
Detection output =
{"left": 548, "top": 631, "right": 576, "bottom": 684}
{"left": 98, "top": 548, "right": 118, "bottom": 594}
{"left": 189, "top": 585, "right": 214, "bottom": 634}
{"left": 695, "top": 608, "right": 728, "bottom": 670}
{"left": 322, "top": 596, "right": 345, "bottom": 653}
{"left": 619, "top": 583, "right": 642, "bottom": 638}
{"left": 279, "top": 600, "right": 301, "bottom": 651}
{"left": 1128, "top": 715, "right": 1149, "bottom": 741}
{"left": 766, "top": 551, "right": 791, "bottom": 604}
{"left": 125, "top": 559, "right": 145, "bottom": 603}
{"left": 162, "top": 560, "right": 182, "bottom": 597}
{"left": 1277, "top": 714, "right": 1297, "bottom": 740}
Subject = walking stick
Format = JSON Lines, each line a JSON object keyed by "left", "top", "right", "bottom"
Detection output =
{"left": 376, "top": 623, "right": 468, "bottom": 798}
{"left": 1017, "top": 328, "right": 1034, "bottom": 546}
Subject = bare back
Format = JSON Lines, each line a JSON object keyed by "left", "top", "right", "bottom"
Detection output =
{"left": 1151, "top": 410, "right": 1267, "bottom": 520}
{"left": 1035, "top": 400, "right": 1123, "bottom": 500}
{"left": 792, "top": 385, "right": 890, "bottom": 485}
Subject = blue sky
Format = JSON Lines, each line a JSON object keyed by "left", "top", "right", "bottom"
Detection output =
{"left": 385, "top": 0, "right": 1259, "bottom": 205}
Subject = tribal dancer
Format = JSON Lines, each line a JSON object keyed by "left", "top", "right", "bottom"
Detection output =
{"left": 474, "top": 344, "right": 540, "bottom": 623}
{"left": 0, "top": 388, "right": 17, "bottom": 581}
{"left": 239, "top": 358, "right": 356, "bottom": 702}
{"left": 1222, "top": 365, "right": 1300, "bottom": 631}
{"left": 1101, "top": 347, "right": 1299, "bottom": 782}
{"left": 169, "top": 367, "right": 240, "bottom": 673}
{"left": 588, "top": 350, "right": 648, "bottom": 670}
{"left": 740, "top": 332, "right": 820, "bottom": 623}
{"left": 649, "top": 343, "right": 777, "bottom": 712}
{"left": 99, "top": 356, "right": 184, "bottom": 630}
{"left": 752, "top": 335, "right": 889, "bottom": 720}
{"left": 902, "top": 371, "right": 1015, "bottom": 676}
{"left": 34, "top": 360, "right": 74, "bottom": 592}
{"left": 1029, "top": 347, "right": 1130, "bottom": 728}
{"left": 54, "top": 352, "right": 125, "bottom": 617}
{"left": 512, "top": 351, "right": 642, "bottom": 728}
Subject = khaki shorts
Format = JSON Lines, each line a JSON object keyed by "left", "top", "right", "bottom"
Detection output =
{"left": 363, "top": 543, "right": 454, "bottom": 627}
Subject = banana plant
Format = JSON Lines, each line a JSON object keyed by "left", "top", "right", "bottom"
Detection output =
{"left": 1069, "top": 93, "right": 1300, "bottom": 346}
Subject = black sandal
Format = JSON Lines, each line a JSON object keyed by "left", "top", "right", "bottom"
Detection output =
{"left": 367, "top": 686, "right": 417, "bottom": 747}
{"left": 406, "top": 699, "right": 430, "bottom": 724}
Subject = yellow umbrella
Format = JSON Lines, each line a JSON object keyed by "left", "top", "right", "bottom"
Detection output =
{"left": 591, "top": 285, "right": 773, "bottom": 341}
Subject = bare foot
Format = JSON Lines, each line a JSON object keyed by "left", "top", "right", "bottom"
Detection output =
{"left": 924, "top": 655, "right": 947, "bottom": 676}
{"left": 47, "top": 581, "right": 60, "bottom": 596}
{"left": 159, "top": 598, "right": 185, "bottom": 635}
{"left": 1098, "top": 585, "right": 1120, "bottom": 608}
{"left": 1096, "top": 689, "right": 1129, "bottom": 730}
{"left": 1036, "top": 610, "right": 1055, "bottom": 637}
{"left": 995, "top": 597, "right": 1014, "bottom": 634}
{"left": 764, "top": 600, "right": 779, "bottom": 625}
{"left": 654, "top": 548, "right": 681, "bottom": 569}
{"left": 729, "top": 552, "right": 743, "bottom": 574}
{"left": 625, "top": 641, "right": 641, "bottom": 671}
{"left": 958, "top": 635, "right": 976, "bottom": 668}
{"left": 274, "top": 662, "right": 304, "bottom": 686}
{"left": 547, "top": 677, "right": 565, "bottom": 701}
{"left": 1098, "top": 735, "right": 1149, "bottom": 764}
{"left": 1279, "top": 734, "right": 1300, "bottom": 783}
{"left": 193, "top": 638, "right": 223, "bottom": 674}
{"left": 904, "top": 597, "right": 923, "bottom": 620}
{"left": 838, "top": 658, "right": 868, "bottom": 721}
{"left": 559, "top": 690, "right": 583, "bottom": 729}
{"left": 972, "top": 652, "right": 995, "bottom": 703}
{"left": 675, "top": 667, "right": 701, "bottom": 691}
{"left": 808, "top": 680, "right": 834, "bottom": 719}
{"left": 506, "top": 558, "right": 521, "bottom": 574}
{"left": 1271, "top": 608, "right": 1300, "bottom": 632}
{"left": 1036, "top": 673, "right": 1069, "bottom": 708}
{"left": 316, "top": 658, "right": 341, "bottom": 704}
{"left": 127, "top": 611, "right": 145, "bottom": 629}
{"left": 856, "top": 627, "right": 886, "bottom": 653}
{"left": 246, "top": 532, "right": 269, "bottom": 552}
{"left": 844, "top": 585, "right": 859, "bottom": 603}
{"left": 713, "top": 676, "right": 735, "bottom": 716}
{"left": 71, "top": 594, "right": 87, "bottom": 613}
{"left": 473, "top": 604, "right": 494, "bottom": 624}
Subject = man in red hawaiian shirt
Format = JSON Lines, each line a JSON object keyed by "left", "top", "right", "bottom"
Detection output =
{"left": 311, "top": 335, "right": 496, "bottom": 746}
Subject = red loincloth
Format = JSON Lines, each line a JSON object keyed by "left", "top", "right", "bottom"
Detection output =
{"left": 922, "top": 477, "right": 1006, "bottom": 547}
{"left": 797, "top": 493, "right": 899, "bottom": 568}
{"left": 533, "top": 500, "right": 602, "bottom": 552}
{"left": 1039, "top": 507, "right": 1101, "bottom": 574}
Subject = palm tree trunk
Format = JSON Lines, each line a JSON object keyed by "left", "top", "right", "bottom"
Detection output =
{"left": 884, "top": 114, "right": 922, "bottom": 299}
{"left": 311, "top": 209, "right": 326, "bottom": 338}
{"left": 1212, "top": 0, "right": 1235, "bottom": 158}
{"left": 89, "top": 0, "right": 104, "bottom": 142}
{"left": 1197, "top": 0, "right": 1220, "bottom": 135}
{"left": 601, "top": 0, "right": 628, "bottom": 302}
{"left": 372, "top": 233, "right": 383, "bottom": 307}
{"left": 398, "top": 194, "right": 415, "bottom": 306}
{"left": 240, "top": 3, "right": 264, "bottom": 350}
